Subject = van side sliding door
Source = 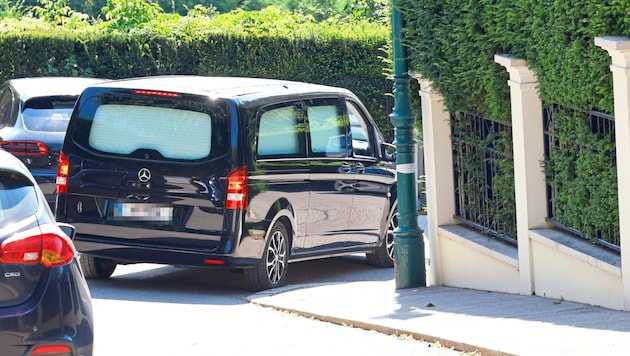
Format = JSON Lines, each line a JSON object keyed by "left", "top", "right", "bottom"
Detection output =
{"left": 251, "top": 101, "right": 310, "bottom": 254}
{"left": 303, "top": 97, "right": 354, "bottom": 252}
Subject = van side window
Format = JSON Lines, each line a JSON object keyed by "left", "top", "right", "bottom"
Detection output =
{"left": 305, "top": 99, "right": 347, "bottom": 158}
{"left": 347, "top": 101, "right": 374, "bottom": 157}
{"left": 257, "top": 104, "right": 304, "bottom": 157}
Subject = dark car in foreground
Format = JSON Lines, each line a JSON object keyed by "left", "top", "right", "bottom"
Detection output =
{"left": 0, "top": 77, "right": 106, "bottom": 207}
{"left": 56, "top": 75, "right": 398, "bottom": 291}
{"left": 0, "top": 150, "right": 93, "bottom": 356}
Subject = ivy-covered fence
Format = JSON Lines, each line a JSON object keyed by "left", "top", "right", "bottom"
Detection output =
{"left": 452, "top": 112, "right": 516, "bottom": 242}
{"left": 543, "top": 103, "right": 619, "bottom": 249}
{"left": 400, "top": 0, "right": 629, "bottom": 246}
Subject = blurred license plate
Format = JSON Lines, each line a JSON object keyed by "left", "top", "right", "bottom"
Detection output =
{"left": 114, "top": 203, "right": 173, "bottom": 221}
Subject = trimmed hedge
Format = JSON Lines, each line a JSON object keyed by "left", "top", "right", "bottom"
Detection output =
{"left": 400, "top": 0, "right": 629, "bottom": 119}
{"left": 0, "top": 13, "right": 394, "bottom": 139}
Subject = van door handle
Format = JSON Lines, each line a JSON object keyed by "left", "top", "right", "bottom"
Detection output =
{"left": 355, "top": 163, "right": 365, "bottom": 174}
{"left": 341, "top": 162, "right": 352, "bottom": 173}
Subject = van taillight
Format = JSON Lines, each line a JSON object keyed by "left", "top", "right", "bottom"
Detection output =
{"left": 0, "top": 140, "right": 48, "bottom": 156}
{"left": 56, "top": 152, "right": 69, "bottom": 193}
{"left": 133, "top": 89, "right": 180, "bottom": 98}
{"left": 226, "top": 167, "right": 247, "bottom": 210}
{"left": 0, "top": 225, "right": 76, "bottom": 267}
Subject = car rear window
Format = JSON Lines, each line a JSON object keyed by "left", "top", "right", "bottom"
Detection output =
{"left": 0, "top": 171, "right": 38, "bottom": 229}
{"left": 89, "top": 104, "right": 212, "bottom": 160}
{"left": 22, "top": 97, "right": 76, "bottom": 132}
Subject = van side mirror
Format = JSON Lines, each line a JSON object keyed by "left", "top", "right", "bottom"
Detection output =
{"left": 381, "top": 143, "right": 396, "bottom": 161}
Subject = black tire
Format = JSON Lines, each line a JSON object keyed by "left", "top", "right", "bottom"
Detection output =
{"left": 244, "top": 220, "right": 289, "bottom": 291}
{"left": 366, "top": 204, "right": 397, "bottom": 268}
{"left": 79, "top": 255, "right": 117, "bottom": 279}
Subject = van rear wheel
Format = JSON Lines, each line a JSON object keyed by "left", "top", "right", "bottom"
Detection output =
{"left": 79, "top": 255, "right": 117, "bottom": 279}
{"left": 244, "top": 221, "right": 289, "bottom": 291}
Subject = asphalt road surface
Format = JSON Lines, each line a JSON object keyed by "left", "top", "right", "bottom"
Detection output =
{"left": 88, "top": 255, "right": 465, "bottom": 355}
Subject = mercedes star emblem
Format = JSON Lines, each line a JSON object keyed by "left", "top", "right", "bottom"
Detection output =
{"left": 138, "top": 168, "right": 152, "bottom": 182}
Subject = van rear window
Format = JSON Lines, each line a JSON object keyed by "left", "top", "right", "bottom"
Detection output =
{"left": 89, "top": 104, "right": 212, "bottom": 160}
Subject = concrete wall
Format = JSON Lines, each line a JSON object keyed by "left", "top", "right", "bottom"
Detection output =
{"left": 415, "top": 36, "right": 630, "bottom": 311}
{"left": 530, "top": 229, "right": 623, "bottom": 309}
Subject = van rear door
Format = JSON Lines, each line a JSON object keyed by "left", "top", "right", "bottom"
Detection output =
{"left": 56, "top": 87, "right": 234, "bottom": 253}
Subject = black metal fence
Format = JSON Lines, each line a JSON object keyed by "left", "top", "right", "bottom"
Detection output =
{"left": 543, "top": 103, "right": 620, "bottom": 251}
{"left": 451, "top": 112, "right": 517, "bottom": 244}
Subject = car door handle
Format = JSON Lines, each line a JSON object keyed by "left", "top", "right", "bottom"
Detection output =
{"left": 341, "top": 162, "right": 352, "bottom": 173}
{"left": 355, "top": 162, "right": 365, "bottom": 174}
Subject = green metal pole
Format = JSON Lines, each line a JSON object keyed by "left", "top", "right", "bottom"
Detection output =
{"left": 390, "top": 0, "right": 426, "bottom": 289}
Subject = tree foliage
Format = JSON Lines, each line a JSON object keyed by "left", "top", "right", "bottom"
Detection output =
{"left": 15, "top": 0, "right": 388, "bottom": 22}
{"left": 0, "top": 0, "right": 28, "bottom": 17}
{"left": 101, "top": 0, "right": 164, "bottom": 31}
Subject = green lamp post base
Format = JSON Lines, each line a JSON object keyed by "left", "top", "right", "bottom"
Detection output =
{"left": 394, "top": 235, "right": 427, "bottom": 289}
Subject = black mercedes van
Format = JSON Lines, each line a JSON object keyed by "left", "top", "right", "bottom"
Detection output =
{"left": 55, "top": 75, "right": 397, "bottom": 291}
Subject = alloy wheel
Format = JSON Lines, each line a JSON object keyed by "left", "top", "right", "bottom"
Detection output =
{"left": 266, "top": 229, "right": 287, "bottom": 284}
{"left": 386, "top": 210, "right": 398, "bottom": 261}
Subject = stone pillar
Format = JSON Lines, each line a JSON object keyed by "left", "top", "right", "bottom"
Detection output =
{"left": 494, "top": 55, "right": 547, "bottom": 295}
{"left": 595, "top": 36, "right": 630, "bottom": 309}
{"left": 416, "top": 76, "right": 457, "bottom": 285}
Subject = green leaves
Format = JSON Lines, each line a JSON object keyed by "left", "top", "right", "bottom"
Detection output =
{"left": 0, "top": 0, "right": 28, "bottom": 18}
{"left": 101, "top": 0, "right": 164, "bottom": 32}
{"left": 400, "top": 0, "right": 627, "bottom": 118}
{"left": 522, "top": 0, "right": 615, "bottom": 113}
{"left": 32, "top": 0, "right": 90, "bottom": 27}
{"left": 399, "top": 0, "right": 514, "bottom": 120}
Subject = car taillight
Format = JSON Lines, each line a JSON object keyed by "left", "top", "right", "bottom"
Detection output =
{"left": 0, "top": 225, "right": 75, "bottom": 267}
{"left": 31, "top": 344, "right": 72, "bottom": 356}
{"left": 0, "top": 140, "right": 48, "bottom": 156}
{"left": 226, "top": 167, "right": 247, "bottom": 210}
{"left": 56, "top": 152, "right": 69, "bottom": 193}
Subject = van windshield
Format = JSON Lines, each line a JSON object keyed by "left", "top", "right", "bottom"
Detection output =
{"left": 89, "top": 104, "right": 212, "bottom": 160}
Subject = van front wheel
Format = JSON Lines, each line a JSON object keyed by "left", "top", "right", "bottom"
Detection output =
{"left": 244, "top": 221, "right": 289, "bottom": 291}
{"left": 79, "top": 255, "right": 117, "bottom": 279}
{"left": 366, "top": 205, "right": 397, "bottom": 268}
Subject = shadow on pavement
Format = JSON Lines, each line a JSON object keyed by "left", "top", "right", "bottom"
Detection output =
{"left": 87, "top": 254, "right": 393, "bottom": 304}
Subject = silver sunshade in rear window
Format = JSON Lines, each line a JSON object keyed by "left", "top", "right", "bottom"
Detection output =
{"left": 89, "top": 104, "right": 212, "bottom": 160}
